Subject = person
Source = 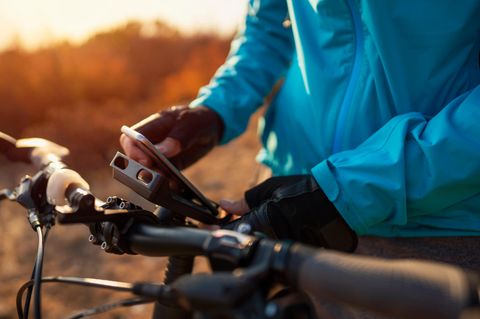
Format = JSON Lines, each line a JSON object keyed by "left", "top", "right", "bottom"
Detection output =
{"left": 120, "top": 1, "right": 480, "bottom": 250}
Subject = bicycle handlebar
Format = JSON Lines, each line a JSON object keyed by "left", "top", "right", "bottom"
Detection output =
{"left": 114, "top": 224, "right": 480, "bottom": 319}
{"left": 127, "top": 224, "right": 210, "bottom": 256}
{"left": 4, "top": 132, "right": 479, "bottom": 319}
{"left": 18, "top": 138, "right": 69, "bottom": 168}
{"left": 286, "top": 244, "right": 479, "bottom": 319}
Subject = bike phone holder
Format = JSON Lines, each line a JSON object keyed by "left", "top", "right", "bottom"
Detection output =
{"left": 110, "top": 152, "right": 230, "bottom": 226}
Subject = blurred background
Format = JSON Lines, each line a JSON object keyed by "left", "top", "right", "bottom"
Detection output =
{"left": 0, "top": 1, "right": 264, "bottom": 317}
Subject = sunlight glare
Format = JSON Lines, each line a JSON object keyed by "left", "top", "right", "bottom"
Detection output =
{"left": 0, "top": 0, "right": 247, "bottom": 49}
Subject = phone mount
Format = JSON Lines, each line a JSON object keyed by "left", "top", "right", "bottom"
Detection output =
{"left": 110, "top": 152, "right": 230, "bottom": 225}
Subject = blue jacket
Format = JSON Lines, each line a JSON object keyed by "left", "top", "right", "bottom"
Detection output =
{"left": 191, "top": 0, "right": 480, "bottom": 237}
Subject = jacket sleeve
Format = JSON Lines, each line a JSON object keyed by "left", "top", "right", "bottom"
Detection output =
{"left": 312, "top": 85, "right": 480, "bottom": 235}
{"left": 190, "top": 0, "right": 293, "bottom": 143}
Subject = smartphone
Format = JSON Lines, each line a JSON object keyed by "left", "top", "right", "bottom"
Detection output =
{"left": 121, "top": 125, "right": 218, "bottom": 215}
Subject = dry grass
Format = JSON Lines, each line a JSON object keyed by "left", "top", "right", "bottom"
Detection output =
{"left": 0, "top": 114, "right": 261, "bottom": 318}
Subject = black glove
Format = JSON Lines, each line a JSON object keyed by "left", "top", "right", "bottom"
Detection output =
{"left": 131, "top": 106, "right": 224, "bottom": 169}
{"left": 224, "top": 175, "right": 358, "bottom": 252}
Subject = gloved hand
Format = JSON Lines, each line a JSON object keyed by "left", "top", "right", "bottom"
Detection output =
{"left": 120, "top": 105, "right": 224, "bottom": 170}
{"left": 221, "top": 175, "right": 358, "bottom": 252}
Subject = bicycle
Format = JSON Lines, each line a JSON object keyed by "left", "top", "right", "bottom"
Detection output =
{"left": 1, "top": 132, "right": 479, "bottom": 319}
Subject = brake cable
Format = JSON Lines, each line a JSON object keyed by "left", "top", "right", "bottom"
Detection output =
{"left": 23, "top": 227, "right": 50, "bottom": 319}
{"left": 66, "top": 297, "right": 154, "bottom": 319}
{"left": 17, "top": 276, "right": 157, "bottom": 318}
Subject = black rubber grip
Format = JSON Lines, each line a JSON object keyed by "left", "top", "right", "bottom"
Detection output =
{"left": 287, "top": 244, "right": 478, "bottom": 319}
{"left": 128, "top": 224, "right": 210, "bottom": 257}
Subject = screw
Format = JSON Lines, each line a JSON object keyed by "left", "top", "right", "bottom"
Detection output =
{"left": 236, "top": 223, "right": 252, "bottom": 234}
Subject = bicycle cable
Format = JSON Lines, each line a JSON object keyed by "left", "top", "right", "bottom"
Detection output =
{"left": 17, "top": 276, "right": 140, "bottom": 318}
{"left": 22, "top": 255, "right": 36, "bottom": 319}
{"left": 33, "top": 226, "right": 44, "bottom": 319}
{"left": 66, "top": 296, "right": 154, "bottom": 319}
{"left": 23, "top": 227, "right": 50, "bottom": 319}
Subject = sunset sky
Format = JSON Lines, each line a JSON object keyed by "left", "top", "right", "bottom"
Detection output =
{"left": 0, "top": 0, "right": 247, "bottom": 50}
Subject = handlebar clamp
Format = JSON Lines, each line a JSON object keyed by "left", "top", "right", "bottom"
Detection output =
{"left": 86, "top": 196, "right": 159, "bottom": 255}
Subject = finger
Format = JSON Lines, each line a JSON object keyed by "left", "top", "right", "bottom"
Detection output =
{"left": 219, "top": 198, "right": 250, "bottom": 215}
{"left": 131, "top": 113, "right": 170, "bottom": 143}
{"left": 119, "top": 134, "right": 153, "bottom": 167}
{"left": 131, "top": 107, "right": 184, "bottom": 143}
{"left": 155, "top": 137, "right": 182, "bottom": 158}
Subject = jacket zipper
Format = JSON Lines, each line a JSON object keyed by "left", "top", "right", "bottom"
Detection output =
{"left": 332, "top": 0, "right": 364, "bottom": 154}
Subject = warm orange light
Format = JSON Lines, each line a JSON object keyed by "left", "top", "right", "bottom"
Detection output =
{"left": 0, "top": 0, "right": 246, "bottom": 50}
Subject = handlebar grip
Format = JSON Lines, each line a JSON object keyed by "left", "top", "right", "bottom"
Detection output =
{"left": 127, "top": 224, "right": 210, "bottom": 257}
{"left": 287, "top": 245, "right": 478, "bottom": 319}
{"left": 46, "top": 169, "right": 90, "bottom": 205}
{"left": 15, "top": 137, "right": 70, "bottom": 167}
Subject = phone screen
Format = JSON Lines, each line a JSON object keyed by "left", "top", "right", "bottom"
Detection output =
{"left": 121, "top": 125, "right": 218, "bottom": 215}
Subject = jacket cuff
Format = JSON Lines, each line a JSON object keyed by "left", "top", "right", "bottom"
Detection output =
{"left": 311, "top": 160, "right": 369, "bottom": 235}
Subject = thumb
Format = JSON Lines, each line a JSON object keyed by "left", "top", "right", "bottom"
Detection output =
{"left": 219, "top": 198, "right": 250, "bottom": 215}
{"left": 156, "top": 137, "right": 182, "bottom": 158}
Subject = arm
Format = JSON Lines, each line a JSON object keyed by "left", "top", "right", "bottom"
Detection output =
{"left": 312, "top": 85, "right": 480, "bottom": 236}
{"left": 190, "top": 0, "right": 293, "bottom": 143}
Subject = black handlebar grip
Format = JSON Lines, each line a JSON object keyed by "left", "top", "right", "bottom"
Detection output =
{"left": 127, "top": 224, "right": 210, "bottom": 256}
{"left": 287, "top": 244, "right": 478, "bottom": 319}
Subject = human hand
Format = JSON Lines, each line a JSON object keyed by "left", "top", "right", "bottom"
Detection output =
{"left": 119, "top": 105, "right": 224, "bottom": 170}
{"left": 220, "top": 175, "right": 357, "bottom": 252}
